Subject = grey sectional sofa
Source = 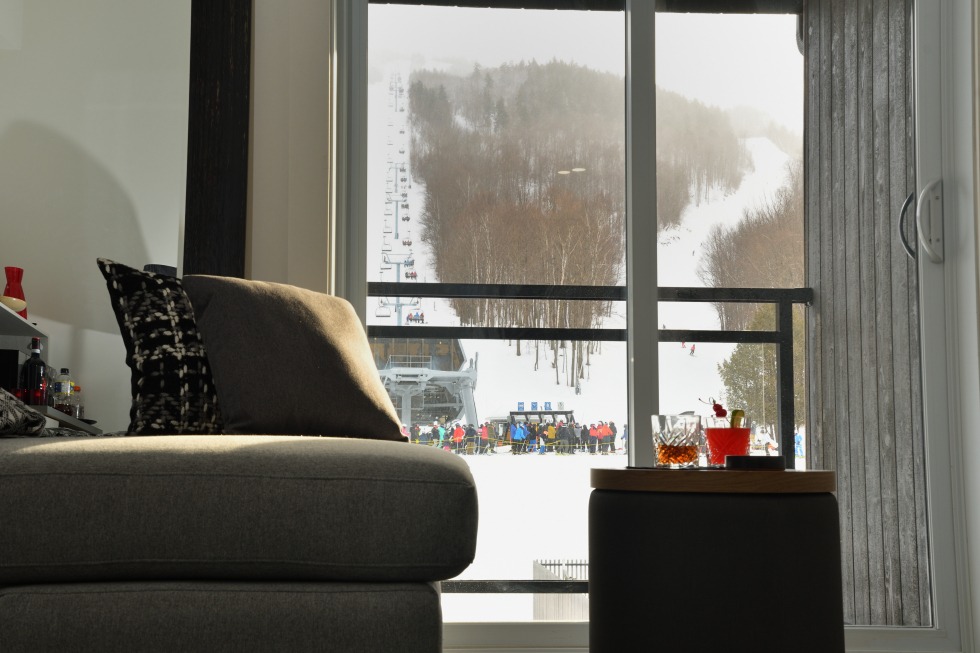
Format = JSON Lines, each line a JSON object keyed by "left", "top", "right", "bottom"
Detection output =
{"left": 0, "top": 434, "right": 477, "bottom": 652}
{"left": 0, "top": 261, "right": 479, "bottom": 651}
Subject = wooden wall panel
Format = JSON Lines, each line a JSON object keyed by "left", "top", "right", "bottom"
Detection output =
{"left": 805, "top": 0, "right": 930, "bottom": 626}
{"left": 183, "top": 0, "right": 251, "bottom": 277}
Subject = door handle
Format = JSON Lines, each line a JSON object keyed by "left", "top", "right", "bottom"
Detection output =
{"left": 898, "top": 191, "right": 916, "bottom": 259}
{"left": 915, "top": 178, "right": 944, "bottom": 263}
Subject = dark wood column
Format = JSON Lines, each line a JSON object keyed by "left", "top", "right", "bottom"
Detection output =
{"left": 183, "top": 0, "right": 251, "bottom": 277}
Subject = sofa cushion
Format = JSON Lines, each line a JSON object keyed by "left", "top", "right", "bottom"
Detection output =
{"left": 97, "top": 259, "right": 222, "bottom": 435}
{"left": 182, "top": 275, "right": 403, "bottom": 441}
{"left": 0, "top": 435, "right": 478, "bottom": 584}
{"left": 0, "top": 581, "right": 441, "bottom": 653}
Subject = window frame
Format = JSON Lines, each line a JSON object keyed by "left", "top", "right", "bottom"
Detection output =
{"left": 326, "top": 0, "right": 973, "bottom": 649}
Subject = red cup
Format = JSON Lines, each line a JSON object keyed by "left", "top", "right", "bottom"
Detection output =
{"left": 705, "top": 427, "right": 751, "bottom": 466}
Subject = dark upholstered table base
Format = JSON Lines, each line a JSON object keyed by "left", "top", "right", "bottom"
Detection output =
{"left": 0, "top": 581, "right": 441, "bottom": 653}
{"left": 590, "top": 490, "right": 845, "bottom": 653}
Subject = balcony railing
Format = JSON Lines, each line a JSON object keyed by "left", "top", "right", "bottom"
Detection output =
{"left": 367, "top": 282, "right": 813, "bottom": 595}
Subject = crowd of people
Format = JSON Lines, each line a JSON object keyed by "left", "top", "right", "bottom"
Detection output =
{"left": 404, "top": 420, "right": 628, "bottom": 455}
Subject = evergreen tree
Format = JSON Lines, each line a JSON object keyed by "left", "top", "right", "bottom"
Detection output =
{"left": 717, "top": 304, "right": 806, "bottom": 431}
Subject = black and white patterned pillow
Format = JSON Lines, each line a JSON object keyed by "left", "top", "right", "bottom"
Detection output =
{"left": 97, "top": 258, "right": 222, "bottom": 434}
{"left": 0, "top": 388, "right": 45, "bottom": 436}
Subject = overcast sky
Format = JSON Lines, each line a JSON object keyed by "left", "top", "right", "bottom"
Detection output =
{"left": 369, "top": 5, "right": 803, "bottom": 132}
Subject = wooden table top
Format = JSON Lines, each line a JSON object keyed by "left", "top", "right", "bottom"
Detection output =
{"left": 591, "top": 467, "right": 836, "bottom": 494}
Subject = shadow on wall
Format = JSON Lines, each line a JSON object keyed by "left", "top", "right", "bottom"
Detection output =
{"left": 0, "top": 121, "right": 149, "bottom": 333}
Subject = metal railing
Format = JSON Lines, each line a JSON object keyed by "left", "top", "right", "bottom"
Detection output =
{"left": 384, "top": 354, "right": 433, "bottom": 368}
{"left": 367, "top": 282, "right": 813, "bottom": 595}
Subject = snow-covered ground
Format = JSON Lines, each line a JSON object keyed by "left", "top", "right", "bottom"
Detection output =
{"left": 366, "top": 63, "right": 801, "bottom": 622}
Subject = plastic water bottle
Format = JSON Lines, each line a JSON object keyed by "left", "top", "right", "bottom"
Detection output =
{"left": 54, "top": 368, "right": 73, "bottom": 415}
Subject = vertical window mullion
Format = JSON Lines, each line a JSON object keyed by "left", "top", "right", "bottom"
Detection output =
{"left": 625, "top": 0, "right": 659, "bottom": 467}
{"left": 334, "top": 0, "right": 370, "bottom": 316}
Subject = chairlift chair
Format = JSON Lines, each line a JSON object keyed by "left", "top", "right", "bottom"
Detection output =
{"left": 375, "top": 303, "right": 392, "bottom": 318}
{"left": 402, "top": 215, "right": 410, "bottom": 222}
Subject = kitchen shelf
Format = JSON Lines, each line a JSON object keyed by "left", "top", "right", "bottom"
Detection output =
{"left": 0, "top": 302, "right": 45, "bottom": 340}
{"left": 32, "top": 405, "right": 103, "bottom": 435}
{"left": 1, "top": 305, "right": 99, "bottom": 435}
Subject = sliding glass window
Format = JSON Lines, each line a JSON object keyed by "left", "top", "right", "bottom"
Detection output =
{"left": 352, "top": 0, "right": 811, "bottom": 624}
{"left": 365, "top": 3, "right": 627, "bottom": 622}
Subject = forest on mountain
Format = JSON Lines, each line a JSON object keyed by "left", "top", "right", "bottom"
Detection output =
{"left": 406, "top": 60, "right": 803, "bottom": 411}
{"left": 408, "top": 60, "right": 750, "bottom": 385}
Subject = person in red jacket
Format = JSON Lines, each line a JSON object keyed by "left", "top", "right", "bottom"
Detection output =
{"left": 453, "top": 423, "right": 465, "bottom": 454}
{"left": 598, "top": 421, "right": 614, "bottom": 454}
{"left": 480, "top": 422, "right": 491, "bottom": 454}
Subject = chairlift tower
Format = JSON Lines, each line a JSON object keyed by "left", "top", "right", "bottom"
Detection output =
{"left": 386, "top": 156, "right": 411, "bottom": 237}
{"left": 377, "top": 78, "right": 418, "bottom": 326}
{"left": 385, "top": 76, "right": 411, "bottom": 241}
{"left": 377, "top": 253, "right": 419, "bottom": 327}
{"left": 374, "top": 72, "right": 477, "bottom": 428}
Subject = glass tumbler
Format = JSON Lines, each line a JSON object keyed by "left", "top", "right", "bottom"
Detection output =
{"left": 704, "top": 416, "right": 751, "bottom": 466}
{"left": 652, "top": 414, "right": 702, "bottom": 468}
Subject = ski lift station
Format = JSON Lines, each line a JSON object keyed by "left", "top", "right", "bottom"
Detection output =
{"left": 369, "top": 338, "right": 479, "bottom": 428}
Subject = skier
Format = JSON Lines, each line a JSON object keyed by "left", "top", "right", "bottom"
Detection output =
{"left": 690, "top": 343, "right": 696, "bottom": 356}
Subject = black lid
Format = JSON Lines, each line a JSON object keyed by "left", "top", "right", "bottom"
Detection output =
{"left": 60, "top": 368, "right": 70, "bottom": 374}
{"left": 724, "top": 455, "right": 785, "bottom": 471}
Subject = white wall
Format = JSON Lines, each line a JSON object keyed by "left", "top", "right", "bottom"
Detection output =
{"left": 248, "top": 0, "right": 332, "bottom": 293}
{"left": 0, "top": 0, "right": 329, "bottom": 431}
{"left": 0, "top": 1, "right": 191, "bottom": 433}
